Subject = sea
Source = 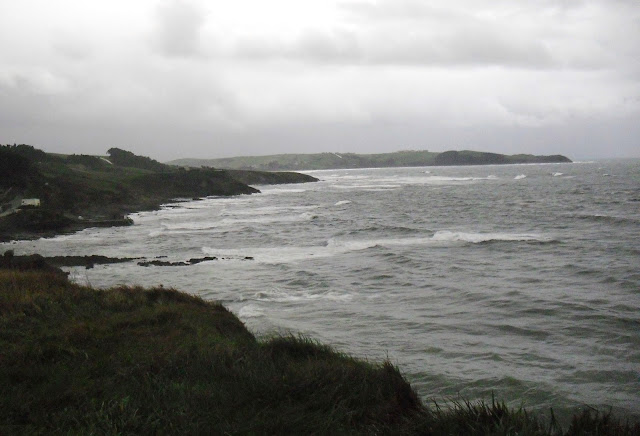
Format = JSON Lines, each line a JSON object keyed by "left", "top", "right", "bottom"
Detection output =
{"left": 4, "top": 160, "right": 639, "bottom": 422}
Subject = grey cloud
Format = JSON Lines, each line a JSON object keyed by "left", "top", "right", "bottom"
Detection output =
{"left": 232, "top": 26, "right": 554, "bottom": 68}
{"left": 337, "top": 0, "right": 632, "bottom": 70}
{"left": 341, "top": 0, "right": 460, "bottom": 23}
{"left": 152, "top": 0, "right": 206, "bottom": 57}
{"left": 226, "top": 1, "right": 558, "bottom": 69}
{"left": 1, "top": 0, "right": 638, "bottom": 161}
{"left": 291, "top": 30, "right": 362, "bottom": 62}
{"left": 51, "top": 32, "right": 93, "bottom": 61}
{"left": 0, "top": 69, "right": 70, "bottom": 96}
{"left": 235, "top": 29, "right": 362, "bottom": 63}
{"left": 434, "top": 26, "right": 554, "bottom": 67}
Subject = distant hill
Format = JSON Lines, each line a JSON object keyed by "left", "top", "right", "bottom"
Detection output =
{"left": 168, "top": 150, "right": 572, "bottom": 171}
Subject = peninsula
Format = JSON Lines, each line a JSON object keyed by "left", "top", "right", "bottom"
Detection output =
{"left": 0, "top": 144, "right": 317, "bottom": 241}
{"left": 169, "top": 149, "right": 572, "bottom": 171}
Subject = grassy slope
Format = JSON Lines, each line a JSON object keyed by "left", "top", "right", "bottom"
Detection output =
{"left": 226, "top": 169, "right": 318, "bottom": 186}
{"left": 0, "top": 150, "right": 317, "bottom": 240}
{"left": 32, "top": 161, "right": 260, "bottom": 217}
{"left": 0, "top": 270, "right": 422, "bottom": 434}
{"left": 1, "top": 270, "right": 637, "bottom": 435}
{"left": 169, "top": 150, "right": 572, "bottom": 171}
{"left": 32, "top": 161, "right": 315, "bottom": 218}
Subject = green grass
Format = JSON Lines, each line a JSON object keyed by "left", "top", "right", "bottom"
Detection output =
{"left": 1, "top": 270, "right": 637, "bottom": 435}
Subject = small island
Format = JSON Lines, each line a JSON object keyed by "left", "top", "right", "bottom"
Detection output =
{"left": 169, "top": 149, "right": 572, "bottom": 171}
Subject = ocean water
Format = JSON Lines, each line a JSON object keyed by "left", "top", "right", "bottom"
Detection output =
{"left": 4, "top": 160, "right": 640, "bottom": 421}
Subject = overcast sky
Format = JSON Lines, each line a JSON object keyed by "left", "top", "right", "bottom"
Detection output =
{"left": 1, "top": 0, "right": 638, "bottom": 161}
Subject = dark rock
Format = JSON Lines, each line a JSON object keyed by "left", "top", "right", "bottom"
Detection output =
{"left": 138, "top": 256, "right": 219, "bottom": 267}
{"left": 1, "top": 251, "right": 68, "bottom": 277}
{"left": 45, "top": 255, "right": 138, "bottom": 268}
{"left": 138, "top": 260, "right": 188, "bottom": 267}
{"left": 188, "top": 256, "right": 217, "bottom": 264}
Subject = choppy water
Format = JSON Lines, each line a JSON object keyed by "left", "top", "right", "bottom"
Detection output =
{"left": 4, "top": 160, "right": 640, "bottom": 421}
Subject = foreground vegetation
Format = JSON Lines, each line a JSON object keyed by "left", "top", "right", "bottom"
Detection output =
{"left": 0, "top": 144, "right": 316, "bottom": 241}
{"left": 1, "top": 267, "right": 637, "bottom": 435}
{"left": 169, "top": 149, "right": 572, "bottom": 171}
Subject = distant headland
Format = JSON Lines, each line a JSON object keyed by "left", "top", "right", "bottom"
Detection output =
{"left": 169, "top": 150, "right": 572, "bottom": 171}
{"left": 0, "top": 144, "right": 317, "bottom": 241}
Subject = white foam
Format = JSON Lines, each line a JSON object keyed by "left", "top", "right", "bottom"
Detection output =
{"left": 161, "top": 211, "right": 316, "bottom": 232}
{"left": 326, "top": 238, "right": 380, "bottom": 251}
{"left": 553, "top": 172, "right": 564, "bottom": 177}
{"left": 431, "top": 230, "right": 547, "bottom": 243}
{"left": 163, "top": 221, "right": 219, "bottom": 231}
{"left": 259, "top": 188, "right": 308, "bottom": 195}
{"left": 202, "top": 243, "right": 351, "bottom": 264}
{"left": 428, "top": 176, "right": 474, "bottom": 181}
{"left": 237, "top": 304, "right": 264, "bottom": 318}
{"left": 335, "top": 175, "right": 370, "bottom": 180}
{"left": 220, "top": 205, "right": 317, "bottom": 217}
{"left": 202, "top": 231, "right": 551, "bottom": 264}
{"left": 381, "top": 175, "right": 497, "bottom": 185}
{"left": 333, "top": 184, "right": 401, "bottom": 190}
{"left": 514, "top": 174, "right": 527, "bottom": 180}
{"left": 334, "top": 200, "right": 352, "bottom": 206}
{"left": 251, "top": 288, "right": 353, "bottom": 303}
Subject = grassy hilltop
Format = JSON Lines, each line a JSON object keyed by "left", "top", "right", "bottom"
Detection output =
{"left": 0, "top": 145, "right": 316, "bottom": 241}
{"left": 0, "top": 265, "right": 637, "bottom": 434}
{"left": 170, "top": 149, "right": 572, "bottom": 171}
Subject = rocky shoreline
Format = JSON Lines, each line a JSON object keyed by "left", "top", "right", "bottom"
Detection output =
{"left": 1, "top": 251, "right": 258, "bottom": 272}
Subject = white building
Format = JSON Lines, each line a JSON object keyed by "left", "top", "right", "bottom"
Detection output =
{"left": 20, "top": 198, "right": 41, "bottom": 207}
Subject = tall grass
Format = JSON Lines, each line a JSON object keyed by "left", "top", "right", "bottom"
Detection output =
{"left": 1, "top": 270, "right": 637, "bottom": 434}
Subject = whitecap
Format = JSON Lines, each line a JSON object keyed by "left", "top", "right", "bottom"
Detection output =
{"left": 333, "top": 184, "right": 401, "bottom": 190}
{"left": 334, "top": 200, "right": 352, "bottom": 206}
{"left": 202, "top": 231, "right": 553, "bottom": 265}
{"left": 326, "top": 238, "right": 380, "bottom": 251}
{"left": 553, "top": 172, "right": 564, "bottom": 177}
{"left": 221, "top": 205, "right": 317, "bottom": 217}
{"left": 238, "top": 304, "right": 264, "bottom": 318}
{"left": 423, "top": 176, "right": 473, "bottom": 182}
{"left": 514, "top": 174, "right": 527, "bottom": 180}
{"left": 259, "top": 188, "right": 308, "bottom": 195}
{"left": 409, "top": 176, "right": 497, "bottom": 184}
{"left": 431, "top": 230, "right": 549, "bottom": 244}
{"left": 202, "top": 238, "right": 377, "bottom": 264}
{"left": 252, "top": 288, "right": 352, "bottom": 303}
